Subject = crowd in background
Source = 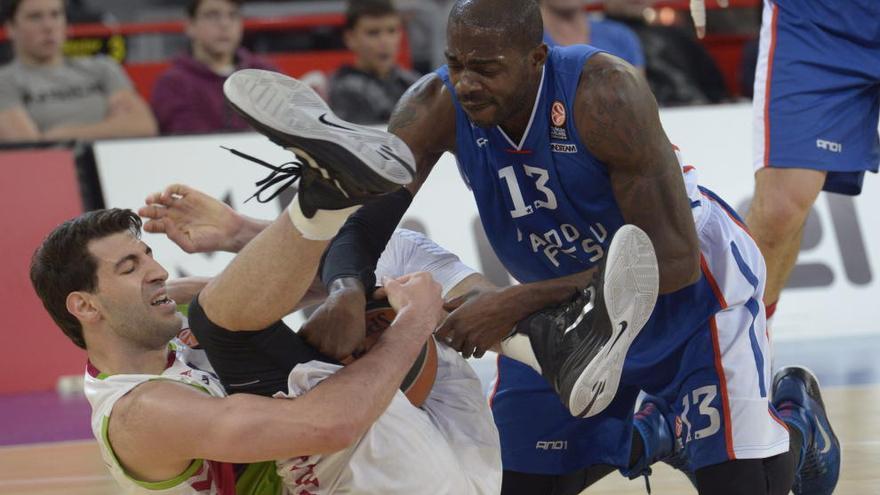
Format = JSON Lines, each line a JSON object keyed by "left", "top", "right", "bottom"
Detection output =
{"left": 0, "top": 0, "right": 758, "bottom": 143}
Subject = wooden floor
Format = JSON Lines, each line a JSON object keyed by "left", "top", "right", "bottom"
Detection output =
{"left": 1, "top": 385, "right": 877, "bottom": 495}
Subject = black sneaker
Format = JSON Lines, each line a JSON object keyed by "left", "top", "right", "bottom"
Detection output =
{"left": 512, "top": 225, "right": 659, "bottom": 418}
{"left": 223, "top": 69, "right": 415, "bottom": 215}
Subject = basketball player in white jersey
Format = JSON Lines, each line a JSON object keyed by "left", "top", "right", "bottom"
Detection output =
{"left": 28, "top": 134, "right": 506, "bottom": 493}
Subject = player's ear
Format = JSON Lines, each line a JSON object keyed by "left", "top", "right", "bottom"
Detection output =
{"left": 67, "top": 291, "right": 101, "bottom": 325}
{"left": 530, "top": 43, "right": 549, "bottom": 69}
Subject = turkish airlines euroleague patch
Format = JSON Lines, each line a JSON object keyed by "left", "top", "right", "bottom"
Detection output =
{"left": 550, "top": 100, "right": 568, "bottom": 140}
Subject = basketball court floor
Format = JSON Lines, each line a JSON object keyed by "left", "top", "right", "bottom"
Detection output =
{"left": 2, "top": 335, "right": 878, "bottom": 494}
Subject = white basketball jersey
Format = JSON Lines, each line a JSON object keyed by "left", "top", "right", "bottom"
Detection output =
{"left": 274, "top": 349, "right": 501, "bottom": 495}
{"left": 84, "top": 340, "right": 237, "bottom": 495}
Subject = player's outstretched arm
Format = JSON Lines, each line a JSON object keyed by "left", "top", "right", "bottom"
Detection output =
{"left": 575, "top": 54, "right": 701, "bottom": 294}
{"left": 138, "top": 184, "right": 269, "bottom": 254}
{"left": 108, "top": 273, "right": 444, "bottom": 481}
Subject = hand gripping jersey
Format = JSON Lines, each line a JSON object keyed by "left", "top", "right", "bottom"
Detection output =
{"left": 84, "top": 339, "right": 284, "bottom": 495}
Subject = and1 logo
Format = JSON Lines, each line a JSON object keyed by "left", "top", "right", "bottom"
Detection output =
{"left": 535, "top": 440, "right": 568, "bottom": 450}
{"left": 551, "top": 101, "right": 566, "bottom": 127}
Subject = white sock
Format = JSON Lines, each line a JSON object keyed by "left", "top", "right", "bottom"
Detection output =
{"left": 500, "top": 333, "right": 542, "bottom": 375}
{"left": 287, "top": 194, "right": 360, "bottom": 241}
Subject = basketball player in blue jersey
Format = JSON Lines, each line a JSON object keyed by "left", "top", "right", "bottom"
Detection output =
{"left": 224, "top": 1, "right": 841, "bottom": 494}
{"left": 747, "top": 1, "right": 879, "bottom": 332}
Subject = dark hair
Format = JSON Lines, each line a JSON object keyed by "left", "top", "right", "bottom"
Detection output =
{"left": 449, "top": 0, "right": 544, "bottom": 52}
{"left": 186, "top": 0, "right": 243, "bottom": 19}
{"left": 345, "top": 0, "right": 398, "bottom": 30}
{"left": 30, "top": 209, "right": 142, "bottom": 349}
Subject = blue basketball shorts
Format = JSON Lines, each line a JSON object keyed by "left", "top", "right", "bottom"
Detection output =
{"left": 490, "top": 190, "right": 789, "bottom": 474}
{"left": 752, "top": 0, "right": 880, "bottom": 195}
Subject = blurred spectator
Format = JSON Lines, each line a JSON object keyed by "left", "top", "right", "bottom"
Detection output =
{"left": 539, "top": 0, "right": 645, "bottom": 70}
{"left": 150, "top": 0, "right": 276, "bottom": 135}
{"left": 604, "top": 0, "right": 728, "bottom": 105}
{"left": 328, "top": 0, "right": 419, "bottom": 125}
{"left": 66, "top": 0, "right": 103, "bottom": 24}
{"left": 0, "top": 0, "right": 157, "bottom": 142}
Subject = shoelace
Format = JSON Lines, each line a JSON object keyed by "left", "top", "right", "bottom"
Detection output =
{"left": 222, "top": 146, "right": 302, "bottom": 203}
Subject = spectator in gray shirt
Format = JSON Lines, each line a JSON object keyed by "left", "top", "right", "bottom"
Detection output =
{"left": 328, "top": 0, "right": 419, "bottom": 125}
{"left": 0, "top": 0, "right": 157, "bottom": 142}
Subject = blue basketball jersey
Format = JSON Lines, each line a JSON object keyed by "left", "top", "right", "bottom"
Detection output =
{"left": 437, "top": 45, "right": 625, "bottom": 283}
{"left": 436, "top": 45, "right": 780, "bottom": 475}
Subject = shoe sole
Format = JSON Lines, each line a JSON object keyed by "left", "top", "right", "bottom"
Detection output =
{"left": 569, "top": 225, "right": 659, "bottom": 418}
{"left": 223, "top": 69, "right": 415, "bottom": 192}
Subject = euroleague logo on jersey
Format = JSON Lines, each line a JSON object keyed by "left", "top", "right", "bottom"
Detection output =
{"left": 550, "top": 100, "right": 568, "bottom": 141}
{"left": 551, "top": 101, "right": 566, "bottom": 126}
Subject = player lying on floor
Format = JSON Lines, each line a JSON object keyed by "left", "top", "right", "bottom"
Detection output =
{"left": 29, "top": 132, "right": 507, "bottom": 494}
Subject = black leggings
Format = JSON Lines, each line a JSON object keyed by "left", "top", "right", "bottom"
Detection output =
{"left": 187, "top": 295, "right": 336, "bottom": 397}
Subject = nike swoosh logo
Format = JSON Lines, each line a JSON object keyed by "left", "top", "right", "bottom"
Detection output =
{"left": 608, "top": 321, "right": 628, "bottom": 351}
{"left": 318, "top": 113, "right": 358, "bottom": 131}
{"left": 816, "top": 417, "right": 832, "bottom": 454}
{"left": 377, "top": 145, "right": 416, "bottom": 175}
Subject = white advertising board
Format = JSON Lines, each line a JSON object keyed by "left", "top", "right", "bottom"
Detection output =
{"left": 95, "top": 103, "right": 880, "bottom": 341}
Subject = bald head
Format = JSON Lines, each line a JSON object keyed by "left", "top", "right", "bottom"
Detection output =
{"left": 448, "top": 0, "right": 544, "bottom": 52}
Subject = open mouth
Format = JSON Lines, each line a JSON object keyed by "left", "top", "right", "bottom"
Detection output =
{"left": 150, "top": 294, "right": 176, "bottom": 307}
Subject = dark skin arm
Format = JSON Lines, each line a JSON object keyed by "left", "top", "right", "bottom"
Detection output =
{"left": 576, "top": 53, "right": 701, "bottom": 293}
{"left": 436, "top": 54, "right": 701, "bottom": 358}
{"left": 387, "top": 73, "right": 458, "bottom": 194}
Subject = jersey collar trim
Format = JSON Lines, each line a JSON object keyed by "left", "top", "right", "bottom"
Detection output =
{"left": 496, "top": 65, "right": 546, "bottom": 151}
{"left": 86, "top": 347, "right": 178, "bottom": 379}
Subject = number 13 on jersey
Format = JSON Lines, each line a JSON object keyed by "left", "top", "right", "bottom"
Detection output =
{"left": 498, "top": 164, "right": 558, "bottom": 218}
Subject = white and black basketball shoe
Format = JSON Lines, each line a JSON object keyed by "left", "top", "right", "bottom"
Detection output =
{"left": 511, "top": 225, "right": 660, "bottom": 418}
{"left": 223, "top": 69, "right": 415, "bottom": 216}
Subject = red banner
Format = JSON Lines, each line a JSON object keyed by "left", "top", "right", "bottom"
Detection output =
{"left": 0, "top": 149, "right": 85, "bottom": 393}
